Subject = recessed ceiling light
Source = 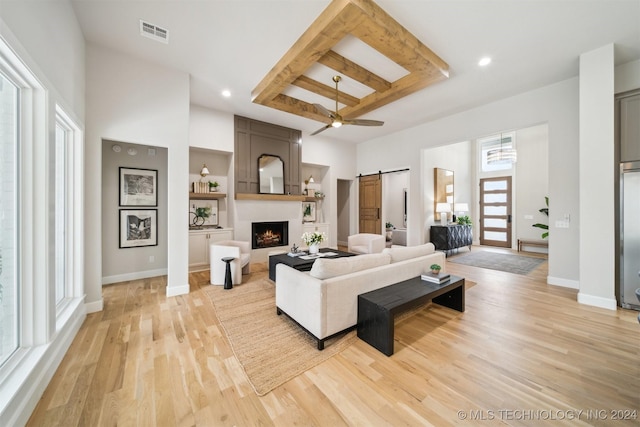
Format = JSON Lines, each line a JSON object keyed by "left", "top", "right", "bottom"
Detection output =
{"left": 221, "top": 89, "right": 231, "bottom": 98}
{"left": 478, "top": 57, "right": 492, "bottom": 67}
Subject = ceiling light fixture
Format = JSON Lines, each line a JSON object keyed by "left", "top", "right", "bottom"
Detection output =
{"left": 487, "top": 133, "right": 517, "bottom": 164}
{"left": 221, "top": 89, "right": 231, "bottom": 98}
{"left": 478, "top": 57, "right": 492, "bottom": 67}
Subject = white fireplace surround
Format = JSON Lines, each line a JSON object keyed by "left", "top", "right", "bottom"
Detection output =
{"left": 234, "top": 200, "right": 308, "bottom": 263}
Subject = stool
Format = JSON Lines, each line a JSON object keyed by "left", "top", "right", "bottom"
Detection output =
{"left": 221, "top": 257, "right": 235, "bottom": 290}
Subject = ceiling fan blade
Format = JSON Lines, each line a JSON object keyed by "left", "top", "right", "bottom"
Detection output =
{"left": 310, "top": 123, "right": 332, "bottom": 136}
{"left": 313, "top": 103, "right": 334, "bottom": 119}
{"left": 343, "top": 119, "right": 384, "bottom": 127}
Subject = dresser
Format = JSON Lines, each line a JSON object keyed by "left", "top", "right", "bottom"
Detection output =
{"left": 430, "top": 224, "right": 472, "bottom": 256}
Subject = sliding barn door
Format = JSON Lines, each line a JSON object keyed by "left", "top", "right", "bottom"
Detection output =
{"left": 359, "top": 174, "right": 382, "bottom": 234}
{"left": 479, "top": 177, "right": 512, "bottom": 248}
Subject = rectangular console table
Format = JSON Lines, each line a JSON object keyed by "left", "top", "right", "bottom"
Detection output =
{"left": 357, "top": 275, "right": 465, "bottom": 356}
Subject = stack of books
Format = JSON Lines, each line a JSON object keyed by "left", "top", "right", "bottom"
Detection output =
{"left": 421, "top": 271, "right": 450, "bottom": 284}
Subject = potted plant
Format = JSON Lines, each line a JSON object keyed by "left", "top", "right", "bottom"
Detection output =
{"left": 209, "top": 181, "right": 219, "bottom": 192}
{"left": 456, "top": 215, "right": 472, "bottom": 226}
{"left": 301, "top": 231, "right": 326, "bottom": 255}
{"left": 532, "top": 196, "right": 549, "bottom": 239}
{"left": 430, "top": 263, "right": 442, "bottom": 274}
{"left": 385, "top": 222, "right": 394, "bottom": 241}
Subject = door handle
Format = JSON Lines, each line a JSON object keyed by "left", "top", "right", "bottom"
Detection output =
{"left": 507, "top": 215, "right": 512, "bottom": 223}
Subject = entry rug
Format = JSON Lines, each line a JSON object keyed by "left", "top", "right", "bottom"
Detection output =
{"left": 205, "top": 279, "right": 357, "bottom": 396}
{"left": 449, "top": 251, "right": 545, "bottom": 275}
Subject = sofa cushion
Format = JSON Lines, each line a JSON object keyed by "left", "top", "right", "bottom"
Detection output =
{"left": 309, "top": 253, "right": 391, "bottom": 280}
{"left": 382, "top": 243, "right": 435, "bottom": 263}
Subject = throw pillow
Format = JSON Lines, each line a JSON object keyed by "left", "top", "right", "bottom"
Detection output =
{"left": 382, "top": 242, "right": 435, "bottom": 263}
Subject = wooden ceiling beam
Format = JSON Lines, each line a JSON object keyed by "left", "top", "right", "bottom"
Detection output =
{"left": 251, "top": 1, "right": 365, "bottom": 105}
{"left": 347, "top": 0, "right": 449, "bottom": 76}
{"left": 266, "top": 94, "right": 332, "bottom": 124}
{"left": 317, "top": 50, "right": 391, "bottom": 92}
{"left": 339, "top": 70, "right": 448, "bottom": 119}
{"left": 291, "top": 75, "right": 359, "bottom": 107}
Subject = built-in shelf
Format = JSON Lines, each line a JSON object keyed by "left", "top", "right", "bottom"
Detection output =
{"left": 235, "top": 193, "right": 307, "bottom": 202}
{"left": 189, "top": 192, "right": 227, "bottom": 200}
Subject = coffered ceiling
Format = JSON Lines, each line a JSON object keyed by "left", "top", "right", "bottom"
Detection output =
{"left": 70, "top": 0, "right": 640, "bottom": 144}
{"left": 251, "top": 0, "right": 449, "bottom": 127}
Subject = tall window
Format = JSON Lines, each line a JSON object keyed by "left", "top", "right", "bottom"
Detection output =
{"left": 0, "top": 71, "right": 19, "bottom": 367}
{"left": 54, "top": 106, "right": 80, "bottom": 310}
{"left": 54, "top": 123, "right": 67, "bottom": 305}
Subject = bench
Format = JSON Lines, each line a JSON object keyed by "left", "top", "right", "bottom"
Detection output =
{"left": 517, "top": 239, "right": 548, "bottom": 252}
{"left": 357, "top": 275, "right": 465, "bottom": 356}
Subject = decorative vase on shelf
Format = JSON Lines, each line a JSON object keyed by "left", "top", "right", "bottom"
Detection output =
{"left": 308, "top": 243, "right": 320, "bottom": 255}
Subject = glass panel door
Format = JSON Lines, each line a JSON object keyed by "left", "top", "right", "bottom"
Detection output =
{"left": 480, "top": 177, "right": 512, "bottom": 248}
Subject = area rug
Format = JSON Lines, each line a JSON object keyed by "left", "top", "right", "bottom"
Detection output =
{"left": 205, "top": 278, "right": 357, "bottom": 396}
{"left": 448, "top": 251, "right": 545, "bottom": 275}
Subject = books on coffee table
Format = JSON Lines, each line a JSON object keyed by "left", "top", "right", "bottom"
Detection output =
{"left": 421, "top": 272, "right": 450, "bottom": 284}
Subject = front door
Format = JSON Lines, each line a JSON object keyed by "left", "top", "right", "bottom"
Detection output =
{"left": 359, "top": 174, "right": 382, "bottom": 234}
{"left": 479, "top": 176, "right": 512, "bottom": 248}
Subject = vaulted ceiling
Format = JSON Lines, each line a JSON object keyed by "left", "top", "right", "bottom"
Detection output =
{"left": 71, "top": 0, "right": 640, "bottom": 144}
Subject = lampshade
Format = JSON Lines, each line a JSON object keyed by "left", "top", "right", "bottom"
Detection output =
{"left": 200, "top": 164, "right": 210, "bottom": 177}
{"left": 436, "top": 203, "right": 451, "bottom": 213}
{"left": 454, "top": 203, "right": 469, "bottom": 213}
{"left": 308, "top": 175, "right": 314, "bottom": 183}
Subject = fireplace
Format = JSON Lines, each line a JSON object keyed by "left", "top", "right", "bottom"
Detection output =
{"left": 252, "top": 221, "right": 289, "bottom": 249}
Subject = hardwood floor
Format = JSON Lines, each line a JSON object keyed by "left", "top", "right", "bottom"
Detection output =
{"left": 27, "top": 247, "right": 639, "bottom": 426}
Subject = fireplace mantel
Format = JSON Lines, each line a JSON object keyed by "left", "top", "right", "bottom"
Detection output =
{"left": 235, "top": 193, "right": 306, "bottom": 202}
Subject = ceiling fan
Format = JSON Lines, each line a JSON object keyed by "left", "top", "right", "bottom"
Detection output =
{"left": 310, "top": 76, "right": 384, "bottom": 136}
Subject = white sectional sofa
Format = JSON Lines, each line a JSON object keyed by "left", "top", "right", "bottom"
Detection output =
{"left": 275, "top": 243, "right": 446, "bottom": 349}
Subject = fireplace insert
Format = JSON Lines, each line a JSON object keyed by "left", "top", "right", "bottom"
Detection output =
{"left": 252, "top": 221, "right": 288, "bottom": 249}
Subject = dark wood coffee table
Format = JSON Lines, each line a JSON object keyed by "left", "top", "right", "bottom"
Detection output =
{"left": 268, "top": 248, "right": 356, "bottom": 281}
{"left": 357, "top": 275, "right": 465, "bottom": 356}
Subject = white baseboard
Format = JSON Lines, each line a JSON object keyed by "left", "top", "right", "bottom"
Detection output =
{"left": 166, "top": 283, "right": 190, "bottom": 297}
{"left": 577, "top": 292, "right": 617, "bottom": 310}
{"left": 1, "top": 300, "right": 85, "bottom": 427}
{"left": 547, "top": 276, "right": 579, "bottom": 289}
{"left": 102, "top": 268, "right": 168, "bottom": 285}
{"left": 85, "top": 298, "right": 104, "bottom": 313}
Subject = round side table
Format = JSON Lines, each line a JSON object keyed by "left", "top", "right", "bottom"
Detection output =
{"left": 221, "top": 257, "right": 235, "bottom": 290}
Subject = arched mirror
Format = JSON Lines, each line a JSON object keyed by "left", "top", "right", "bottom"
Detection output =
{"left": 434, "top": 168, "right": 454, "bottom": 221}
{"left": 258, "top": 154, "right": 284, "bottom": 194}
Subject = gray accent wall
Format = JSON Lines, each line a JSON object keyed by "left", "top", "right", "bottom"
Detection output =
{"left": 101, "top": 140, "right": 168, "bottom": 283}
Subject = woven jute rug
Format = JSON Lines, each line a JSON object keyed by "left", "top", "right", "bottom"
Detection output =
{"left": 205, "top": 277, "right": 357, "bottom": 396}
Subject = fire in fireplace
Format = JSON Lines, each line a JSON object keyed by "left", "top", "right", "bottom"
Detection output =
{"left": 252, "top": 221, "right": 289, "bottom": 249}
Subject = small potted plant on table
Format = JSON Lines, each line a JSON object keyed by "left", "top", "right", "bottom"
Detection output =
{"left": 430, "top": 263, "right": 442, "bottom": 274}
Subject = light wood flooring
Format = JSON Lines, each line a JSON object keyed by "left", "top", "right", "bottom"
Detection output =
{"left": 27, "top": 246, "right": 639, "bottom": 426}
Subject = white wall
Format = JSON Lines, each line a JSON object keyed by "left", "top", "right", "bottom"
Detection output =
{"left": 86, "top": 44, "right": 191, "bottom": 304}
{"left": 358, "top": 78, "right": 579, "bottom": 285}
{"left": 421, "top": 141, "right": 473, "bottom": 240}
{"left": 579, "top": 44, "right": 617, "bottom": 309}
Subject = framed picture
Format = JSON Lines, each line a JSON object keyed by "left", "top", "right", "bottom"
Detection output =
{"left": 119, "top": 209, "right": 158, "bottom": 248}
{"left": 302, "top": 201, "right": 316, "bottom": 223}
{"left": 189, "top": 199, "right": 219, "bottom": 227}
{"left": 120, "top": 167, "right": 157, "bottom": 206}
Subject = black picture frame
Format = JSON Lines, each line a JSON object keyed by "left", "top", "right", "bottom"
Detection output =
{"left": 119, "top": 209, "right": 158, "bottom": 248}
{"left": 119, "top": 167, "right": 158, "bottom": 206}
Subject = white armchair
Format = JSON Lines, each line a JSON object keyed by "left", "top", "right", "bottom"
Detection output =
{"left": 347, "top": 233, "right": 386, "bottom": 254}
{"left": 210, "top": 240, "right": 251, "bottom": 285}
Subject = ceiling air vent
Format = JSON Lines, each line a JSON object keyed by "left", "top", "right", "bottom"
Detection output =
{"left": 139, "top": 20, "right": 169, "bottom": 44}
